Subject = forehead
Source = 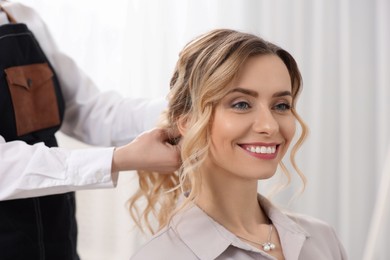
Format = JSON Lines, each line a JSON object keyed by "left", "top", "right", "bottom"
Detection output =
{"left": 231, "top": 54, "right": 291, "bottom": 93}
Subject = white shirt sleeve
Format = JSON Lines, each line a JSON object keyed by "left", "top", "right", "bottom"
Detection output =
{"left": 50, "top": 39, "right": 167, "bottom": 146}
{"left": 0, "top": 135, "right": 117, "bottom": 200}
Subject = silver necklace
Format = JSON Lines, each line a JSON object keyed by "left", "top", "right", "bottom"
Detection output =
{"left": 236, "top": 224, "right": 276, "bottom": 252}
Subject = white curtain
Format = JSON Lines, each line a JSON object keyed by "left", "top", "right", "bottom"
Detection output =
{"left": 17, "top": 0, "right": 390, "bottom": 259}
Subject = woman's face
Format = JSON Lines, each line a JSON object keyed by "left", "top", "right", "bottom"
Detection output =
{"left": 205, "top": 54, "right": 296, "bottom": 181}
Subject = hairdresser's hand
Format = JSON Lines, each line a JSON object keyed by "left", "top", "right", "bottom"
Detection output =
{"left": 111, "top": 128, "right": 181, "bottom": 173}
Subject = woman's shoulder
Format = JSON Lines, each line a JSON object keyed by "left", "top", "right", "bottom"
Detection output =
{"left": 130, "top": 226, "right": 197, "bottom": 260}
{"left": 285, "top": 211, "right": 342, "bottom": 241}
{"left": 286, "top": 211, "right": 335, "bottom": 232}
{"left": 284, "top": 212, "right": 348, "bottom": 259}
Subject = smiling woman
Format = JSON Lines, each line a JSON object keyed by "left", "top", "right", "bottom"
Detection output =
{"left": 129, "top": 29, "right": 348, "bottom": 260}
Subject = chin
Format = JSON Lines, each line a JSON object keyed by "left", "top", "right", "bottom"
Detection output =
{"left": 240, "top": 170, "right": 277, "bottom": 181}
{"left": 257, "top": 172, "right": 276, "bottom": 180}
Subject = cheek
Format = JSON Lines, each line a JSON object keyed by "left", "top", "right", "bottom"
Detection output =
{"left": 210, "top": 110, "right": 241, "bottom": 149}
{"left": 280, "top": 116, "right": 296, "bottom": 146}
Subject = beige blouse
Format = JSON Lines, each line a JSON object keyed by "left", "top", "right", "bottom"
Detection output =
{"left": 131, "top": 195, "right": 347, "bottom": 260}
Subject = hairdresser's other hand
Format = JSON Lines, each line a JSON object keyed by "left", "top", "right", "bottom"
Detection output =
{"left": 111, "top": 128, "right": 181, "bottom": 173}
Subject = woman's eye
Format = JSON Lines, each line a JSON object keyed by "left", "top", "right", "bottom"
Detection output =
{"left": 274, "top": 103, "right": 291, "bottom": 111}
{"left": 232, "top": 101, "right": 251, "bottom": 110}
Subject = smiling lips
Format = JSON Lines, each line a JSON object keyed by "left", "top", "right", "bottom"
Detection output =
{"left": 239, "top": 144, "right": 279, "bottom": 159}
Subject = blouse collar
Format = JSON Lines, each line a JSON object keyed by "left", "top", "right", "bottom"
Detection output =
{"left": 169, "top": 194, "right": 310, "bottom": 260}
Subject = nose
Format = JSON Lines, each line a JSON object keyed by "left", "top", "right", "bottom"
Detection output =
{"left": 252, "top": 107, "right": 279, "bottom": 135}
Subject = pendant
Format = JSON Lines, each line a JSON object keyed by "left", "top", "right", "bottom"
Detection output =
{"left": 262, "top": 242, "right": 276, "bottom": 251}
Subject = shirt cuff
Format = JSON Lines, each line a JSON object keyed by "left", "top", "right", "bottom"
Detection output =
{"left": 67, "top": 147, "right": 116, "bottom": 188}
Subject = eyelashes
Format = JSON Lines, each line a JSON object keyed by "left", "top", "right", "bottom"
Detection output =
{"left": 273, "top": 102, "right": 291, "bottom": 111}
{"left": 230, "top": 100, "right": 292, "bottom": 112}
{"left": 231, "top": 101, "right": 251, "bottom": 111}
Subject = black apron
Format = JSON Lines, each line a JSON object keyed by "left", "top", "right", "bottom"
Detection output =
{"left": 0, "top": 15, "right": 79, "bottom": 260}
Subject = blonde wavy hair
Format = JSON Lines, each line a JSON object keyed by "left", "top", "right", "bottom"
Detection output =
{"left": 129, "top": 29, "right": 308, "bottom": 234}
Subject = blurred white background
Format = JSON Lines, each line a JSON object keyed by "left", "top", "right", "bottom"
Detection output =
{"left": 17, "top": 0, "right": 390, "bottom": 259}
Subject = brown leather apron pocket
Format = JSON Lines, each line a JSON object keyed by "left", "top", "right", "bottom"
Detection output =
{"left": 4, "top": 63, "right": 61, "bottom": 136}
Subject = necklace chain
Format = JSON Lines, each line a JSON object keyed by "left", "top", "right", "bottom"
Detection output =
{"left": 195, "top": 204, "right": 276, "bottom": 252}
{"left": 236, "top": 224, "right": 276, "bottom": 252}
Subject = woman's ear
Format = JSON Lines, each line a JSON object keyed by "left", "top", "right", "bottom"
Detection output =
{"left": 177, "top": 115, "right": 190, "bottom": 136}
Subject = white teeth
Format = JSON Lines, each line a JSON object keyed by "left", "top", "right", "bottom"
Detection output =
{"left": 246, "top": 145, "right": 277, "bottom": 154}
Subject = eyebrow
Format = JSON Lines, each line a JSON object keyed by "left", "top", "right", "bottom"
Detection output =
{"left": 272, "top": 90, "right": 292, "bottom": 98}
{"left": 228, "top": 88, "right": 292, "bottom": 98}
{"left": 228, "top": 88, "right": 258, "bottom": 97}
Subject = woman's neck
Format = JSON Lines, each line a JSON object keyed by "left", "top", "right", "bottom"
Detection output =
{"left": 195, "top": 170, "right": 269, "bottom": 234}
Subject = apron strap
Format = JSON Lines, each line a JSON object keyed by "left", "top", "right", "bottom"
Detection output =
{"left": 0, "top": 1, "right": 17, "bottom": 24}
